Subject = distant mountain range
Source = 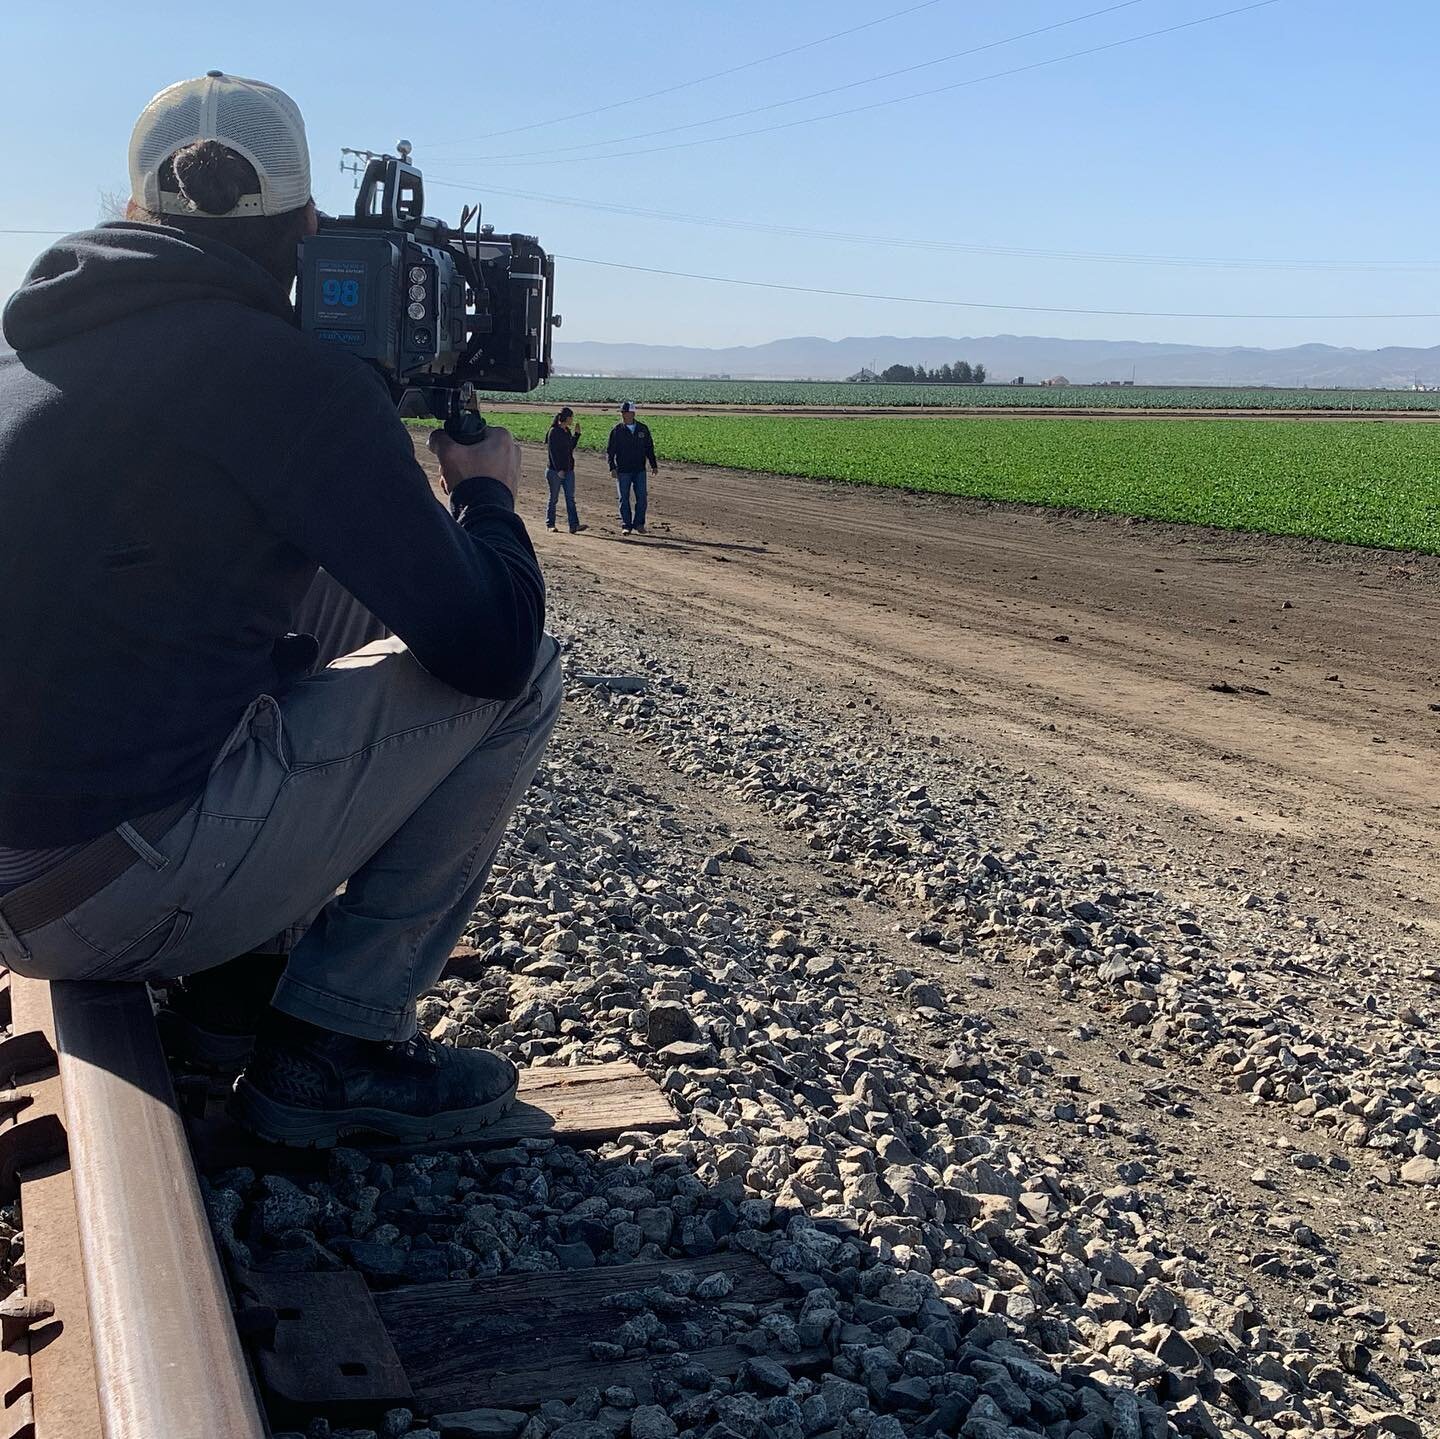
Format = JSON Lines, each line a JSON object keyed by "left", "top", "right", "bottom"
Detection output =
{"left": 555, "top": 334, "right": 1440, "bottom": 389}
{"left": 7, "top": 330, "right": 1438, "bottom": 389}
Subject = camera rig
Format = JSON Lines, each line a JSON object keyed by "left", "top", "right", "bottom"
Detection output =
{"left": 296, "top": 143, "right": 558, "bottom": 442}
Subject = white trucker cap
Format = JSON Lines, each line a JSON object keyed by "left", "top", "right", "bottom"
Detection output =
{"left": 128, "top": 71, "right": 311, "bottom": 218}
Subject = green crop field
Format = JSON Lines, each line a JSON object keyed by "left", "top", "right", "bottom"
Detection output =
{"left": 416, "top": 412, "right": 1440, "bottom": 553}
{"left": 475, "top": 376, "right": 1440, "bottom": 413}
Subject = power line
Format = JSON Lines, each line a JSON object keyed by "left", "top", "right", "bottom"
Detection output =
{"left": 428, "top": 177, "right": 1440, "bottom": 274}
{"left": 420, "top": 0, "right": 945, "bottom": 148}
{"left": 556, "top": 253, "right": 1440, "bottom": 320}
{"left": 443, "top": 0, "right": 1286, "bottom": 167}
{"left": 9, "top": 228, "right": 1428, "bottom": 318}
{"left": 447, "top": 0, "right": 1150, "bottom": 162}
{"left": 13, "top": 207, "right": 1437, "bottom": 278}
{"left": 17, "top": 205, "right": 1436, "bottom": 277}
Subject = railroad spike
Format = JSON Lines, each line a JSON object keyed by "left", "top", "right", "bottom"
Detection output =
{"left": 0, "top": 1293, "right": 56, "bottom": 1344}
{"left": 0, "top": 1031, "right": 55, "bottom": 1086}
{"left": 0, "top": 1092, "right": 31, "bottom": 1123}
{"left": 0, "top": 1113, "right": 66, "bottom": 1202}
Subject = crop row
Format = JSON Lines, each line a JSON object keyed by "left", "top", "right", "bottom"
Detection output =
{"left": 478, "top": 377, "right": 1440, "bottom": 412}
{"left": 443, "top": 411, "right": 1440, "bottom": 554}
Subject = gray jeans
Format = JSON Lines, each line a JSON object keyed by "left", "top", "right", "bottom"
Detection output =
{"left": 0, "top": 574, "right": 562, "bottom": 1041}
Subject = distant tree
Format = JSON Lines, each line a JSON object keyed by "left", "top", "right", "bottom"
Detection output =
{"left": 870, "top": 358, "right": 986, "bottom": 384}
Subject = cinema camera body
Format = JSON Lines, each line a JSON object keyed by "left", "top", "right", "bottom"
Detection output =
{"left": 297, "top": 143, "right": 558, "bottom": 442}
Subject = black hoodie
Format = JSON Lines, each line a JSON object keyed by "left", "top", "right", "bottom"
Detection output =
{"left": 0, "top": 223, "right": 544, "bottom": 845}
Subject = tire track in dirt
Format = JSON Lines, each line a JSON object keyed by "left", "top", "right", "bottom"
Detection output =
{"left": 417, "top": 437, "right": 1439, "bottom": 941}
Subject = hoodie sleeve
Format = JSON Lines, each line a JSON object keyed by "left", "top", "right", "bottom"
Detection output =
{"left": 644, "top": 425, "right": 658, "bottom": 470}
{"left": 237, "top": 366, "right": 544, "bottom": 700}
{"left": 606, "top": 425, "right": 619, "bottom": 469}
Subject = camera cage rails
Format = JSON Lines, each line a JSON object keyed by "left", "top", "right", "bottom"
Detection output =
{"left": 297, "top": 141, "right": 560, "bottom": 441}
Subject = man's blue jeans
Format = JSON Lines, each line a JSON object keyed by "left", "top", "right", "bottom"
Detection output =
{"left": 614, "top": 469, "right": 648, "bottom": 529}
{"left": 0, "top": 574, "right": 562, "bottom": 1042}
{"left": 545, "top": 467, "right": 579, "bottom": 529}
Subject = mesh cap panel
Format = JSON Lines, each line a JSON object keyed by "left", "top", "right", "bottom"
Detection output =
{"left": 128, "top": 72, "right": 311, "bottom": 219}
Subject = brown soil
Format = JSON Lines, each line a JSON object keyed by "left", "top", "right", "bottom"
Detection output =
{"left": 415, "top": 435, "right": 1440, "bottom": 1408}
{"left": 465, "top": 439, "right": 1439, "bottom": 941}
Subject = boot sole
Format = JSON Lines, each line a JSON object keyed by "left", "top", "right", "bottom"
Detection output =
{"left": 228, "top": 1071, "right": 520, "bottom": 1149}
{"left": 156, "top": 1007, "right": 256, "bottom": 1073}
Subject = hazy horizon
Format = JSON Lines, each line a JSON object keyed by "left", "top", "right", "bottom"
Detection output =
{"left": 549, "top": 330, "right": 1440, "bottom": 389}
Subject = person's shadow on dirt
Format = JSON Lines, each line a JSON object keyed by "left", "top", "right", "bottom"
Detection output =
{"left": 586, "top": 533, "right": 768, "bottom": 557}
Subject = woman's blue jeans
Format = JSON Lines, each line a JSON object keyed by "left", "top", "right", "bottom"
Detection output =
{"left": 545, "top": 468, "right": 579, "bottom": 529}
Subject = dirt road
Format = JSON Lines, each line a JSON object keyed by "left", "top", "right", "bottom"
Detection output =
{"left": 411, "top": 436, "right": 1440, "bottom": 1422}
{"left": 438, "top": 438, "right": 1438, "bottom": 944}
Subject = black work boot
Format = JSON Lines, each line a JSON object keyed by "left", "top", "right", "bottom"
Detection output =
{"left": 156, "top": 952, "right": 288, "bottom": 1071}
{"left": 230, "top": 1011, "right": 519, "bottom": 1148}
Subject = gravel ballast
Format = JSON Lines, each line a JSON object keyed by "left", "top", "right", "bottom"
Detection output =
{"left": 220, "top": 588, "right": 1438, "bottom": 1439}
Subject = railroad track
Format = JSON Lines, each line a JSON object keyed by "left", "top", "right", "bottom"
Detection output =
{"left": 0, "top": 968, "right": 789, "bottom": 1439}
{"left": 0, "top": 972, "right": 257, "bottom": 1437}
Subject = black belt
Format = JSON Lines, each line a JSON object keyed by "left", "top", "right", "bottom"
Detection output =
{"left": 0, "top": 797, "right": 197, "bottom": 937}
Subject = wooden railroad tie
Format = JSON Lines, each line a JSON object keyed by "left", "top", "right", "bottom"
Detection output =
{"left": 189, "top": 1059, "right": 676, "bottom": 1170}
{"left": 213, "top": 1056, "right": 827, "bottom": 1427}
{"left": 0, "top": 975, "right": 104, "bottom": 1439}
{"left": 3, "top": 963, "right": 818, "bottom": 1438}
{"left": 239, "top": 1251, "right": 825, "bottom": 1428}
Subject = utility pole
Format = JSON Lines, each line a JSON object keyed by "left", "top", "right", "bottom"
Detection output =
{"left": 339, "top": 141, "right": 413, "bottom": 189}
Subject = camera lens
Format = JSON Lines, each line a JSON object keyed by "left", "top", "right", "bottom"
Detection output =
{"left": 409, "top": 284, "right": 426, "bottom": 301}
{"left": 412, "top": 327, "right": 432, "bottom": 348}
{"left": 408, "top": 265, "right": 427, "bottom": 284}
{"left": 407, "top": 302, "right": 427, "bottom": 321}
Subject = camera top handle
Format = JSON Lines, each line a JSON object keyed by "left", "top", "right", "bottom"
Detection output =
{"left": 353, "top": 150, "right": 426, "bottom": 229}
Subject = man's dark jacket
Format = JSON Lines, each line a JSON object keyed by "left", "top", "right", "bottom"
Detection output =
{"left": 0, "top": 223, "right": 544, "bottom": 845}
{"left": 606, "top": 420, "right": 656, "bottom": 473}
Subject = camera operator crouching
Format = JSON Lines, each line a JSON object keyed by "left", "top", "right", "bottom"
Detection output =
{"left": 0, "top": 73, "right": 560, "bottom": 1147}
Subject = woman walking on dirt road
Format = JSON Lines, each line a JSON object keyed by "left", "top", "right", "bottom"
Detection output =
{"left": 545, "top": 408, "right": 584, "bottom": 533}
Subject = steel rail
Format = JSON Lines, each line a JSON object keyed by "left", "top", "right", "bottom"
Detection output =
{"left": 46, "top": 980, "right": 265, "bottom": 1439}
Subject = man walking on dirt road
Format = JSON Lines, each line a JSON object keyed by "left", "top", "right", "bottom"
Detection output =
{"left": 606, "top": 400, "right": 659, "bottom": 535}
{"left": 0, "top": 73, "right": 559, "bottom": 1149}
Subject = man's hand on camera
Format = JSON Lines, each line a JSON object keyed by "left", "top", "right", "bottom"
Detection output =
{"left": 428, "top": 425, "right": 521, "bottom": 500}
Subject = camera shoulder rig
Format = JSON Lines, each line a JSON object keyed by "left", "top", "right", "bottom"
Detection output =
{"left": 297, "top": 143, "right": 559, "bottom": 442}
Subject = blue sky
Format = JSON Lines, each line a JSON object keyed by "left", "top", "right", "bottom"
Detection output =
{"left": 2, "top": 0, "right": 1435, "bottom": 351}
